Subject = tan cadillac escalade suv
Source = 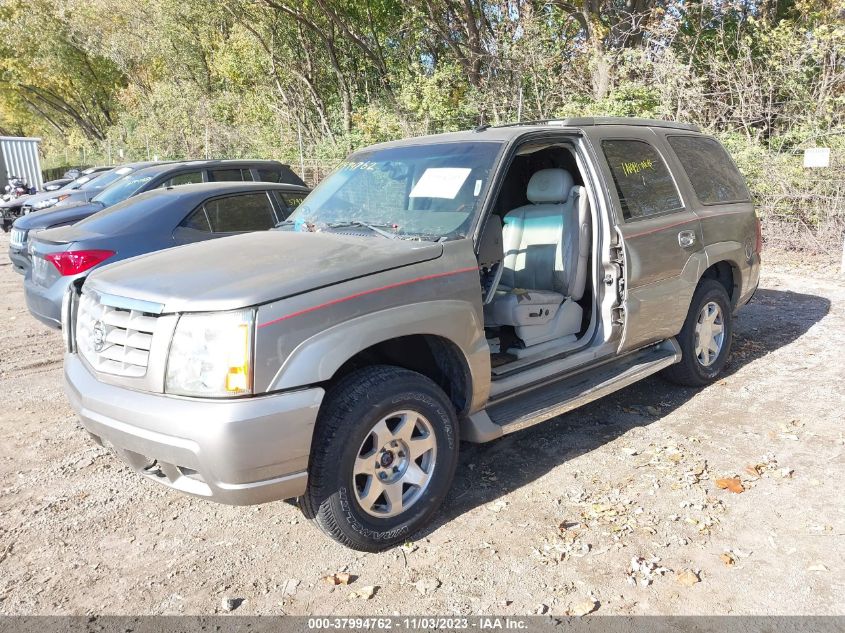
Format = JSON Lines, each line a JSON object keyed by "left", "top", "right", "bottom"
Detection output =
{"left": 61, "top": 118, "right": 761, "bottom": 551}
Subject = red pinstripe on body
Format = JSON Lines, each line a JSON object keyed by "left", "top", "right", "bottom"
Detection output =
{"left": 257, "top": 265, "right": 480, "bottom": 329}
{"left": 624, "top": 208, "right": 751, "bottom": 239}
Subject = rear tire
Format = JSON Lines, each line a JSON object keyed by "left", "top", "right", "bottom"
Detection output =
{"left": 662, "top": 279, "right": 733, "bottom": 387}
{"left": 301, "top": 365, "right": 459, "bottom": 551}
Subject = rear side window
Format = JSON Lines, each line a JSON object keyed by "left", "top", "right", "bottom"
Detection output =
{"left": 668, "top": 136, "right": 750, "bottom": 204}
{"left": 162, "top": 171, "right": 203, "bottom": 187}
{"left": 209, "top": 168, "right": 253, "bottom": 182}
{"left": 257, "top": 169, "right": 281, "bottom": 182}
{"left": 180, "top": 207, "right": 212, "bottom": 232}
{"left": 602, "top": 140, "right": 683, "bottom": 220}
{"left": 280, "top": 193, "right": 306, "bottom": 211}
{"left": 203, "top": 193, "right": 277, "bottom": 232}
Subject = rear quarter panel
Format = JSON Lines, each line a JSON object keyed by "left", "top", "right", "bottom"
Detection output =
{"left": 652, "top": 129, "right": 760, "bottom": 310}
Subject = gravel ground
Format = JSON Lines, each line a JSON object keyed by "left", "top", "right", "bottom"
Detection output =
{"left": 0, "top": 230, "right": 843, "bottom": 616}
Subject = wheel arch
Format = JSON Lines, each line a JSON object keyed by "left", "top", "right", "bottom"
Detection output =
{"left": 265, "top": 301, "right": 490, "bottom": 416}
{"left": 699, "top": 258, "right": 739, "bottom": 307}
{"left": 330, "top": 334, "right": 474, "bottom": 417}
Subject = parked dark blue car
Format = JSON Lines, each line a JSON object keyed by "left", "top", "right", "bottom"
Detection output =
{"left": 25, "top": 181, "right": 309, "bottom": 328}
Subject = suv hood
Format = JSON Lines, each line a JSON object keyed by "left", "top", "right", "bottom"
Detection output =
{"left": 85, "top": 231, "right": 444, "bottom": 313}
{"left": 13, "top": 201, "right": 102, "bottom": 231}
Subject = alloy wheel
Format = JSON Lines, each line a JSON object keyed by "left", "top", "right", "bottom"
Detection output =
{"left": 353, "top": 410, "right": 437, "bottom": 518}
{"left": 694, "top": 301, "right": 725, "bottom": 367}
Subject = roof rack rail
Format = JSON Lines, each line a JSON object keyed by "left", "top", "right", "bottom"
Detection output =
{"left": 474, "top": 117, "right": 701, "bottom": 133}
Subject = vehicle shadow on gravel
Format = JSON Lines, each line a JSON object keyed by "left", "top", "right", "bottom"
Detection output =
{"left": 420, "top": 288, "right": 831, "bottom": 537}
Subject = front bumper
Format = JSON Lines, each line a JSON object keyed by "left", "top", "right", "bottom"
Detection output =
{"left": 64, "top": 353, "right": 324, "bottom": 505}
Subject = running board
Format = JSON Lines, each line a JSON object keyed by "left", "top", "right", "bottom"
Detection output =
{"left": 463, "top": 339, "right": 681, "bottom": 442}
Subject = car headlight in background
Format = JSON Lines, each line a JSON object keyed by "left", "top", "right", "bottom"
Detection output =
{"left": 165, "top": 309, "right": 255, "bottom": 397}
{"left": 33, "top": 194, "right": 70, "bottom": 209}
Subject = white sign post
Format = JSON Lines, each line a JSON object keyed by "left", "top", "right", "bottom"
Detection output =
{"left": 803, "top": 147, "right": 830, "bottom": 168}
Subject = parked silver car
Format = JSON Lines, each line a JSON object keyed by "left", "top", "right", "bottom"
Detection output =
{"left": 62, "top": 118, "right": 761, "bottom": 551}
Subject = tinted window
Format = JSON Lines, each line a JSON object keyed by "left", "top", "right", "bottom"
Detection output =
{"left": 180, "top": 208, "right": 212, "bottom": 232}
{"left": 257, "top": 169, "right": 280, "bottom": 182}
{"left": 210, "top": 168, "right": 251, "bottom": 182}
{"left": 281, "top": 193, "right": 306, "bottom": 211}
{"left": 203, "top": 193, "right": 276, "bottom": 232}
{"left": 668, "top": 136, "right": 749, "bottom": 204}
{"left": 162, "top": 171, "right": 203, "bottom": 187}
{"left": 602, "top": 140, "right": 682, "bottom": 220}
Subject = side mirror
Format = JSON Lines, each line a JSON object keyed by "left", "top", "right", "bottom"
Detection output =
{"left": 477, "top": 215, "right": 503, "bottom": 268}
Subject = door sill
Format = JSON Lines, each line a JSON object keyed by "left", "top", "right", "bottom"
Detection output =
{"left": 463, "top": 339, "right": 680, "bottom": 442}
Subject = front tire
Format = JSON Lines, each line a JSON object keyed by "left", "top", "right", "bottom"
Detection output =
{"left": 301, "top": 365, "right": 459, "bottom": 551}
{"left": 663, "top": 278, "right": 733, "bottom": 387}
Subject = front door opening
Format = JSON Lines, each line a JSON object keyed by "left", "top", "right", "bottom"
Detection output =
{"left": 480, "top": 141, "right": 596, "bottom": 371}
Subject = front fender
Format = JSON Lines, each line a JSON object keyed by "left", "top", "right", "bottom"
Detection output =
{"left": 264, "top": 301, "right": 490, "bottom": 408}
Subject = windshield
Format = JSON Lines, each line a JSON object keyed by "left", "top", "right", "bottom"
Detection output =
{"left": 92, "top": 172, "right": 154, "bottom": 207}
{"left": 286, "top": 141, "right": 502, "bottom": 239}
{"left": 81, "top": 166, "right": 135, "bottom": 191}
{"left": 66, "top": 175, "right": 91, "bottom": 190}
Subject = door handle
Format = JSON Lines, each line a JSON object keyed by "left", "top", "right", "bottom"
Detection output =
{"left": 678, "top": 230, "right": 697, "bottom": 248}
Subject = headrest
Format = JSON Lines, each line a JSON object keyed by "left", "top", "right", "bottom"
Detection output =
{"left": 527, "top": 169, "right": 573, "bottom": 204}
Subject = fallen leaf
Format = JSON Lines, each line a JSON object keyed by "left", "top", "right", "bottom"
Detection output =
{"left": 413, "top": 578, "right": 441, "bottom": 595}
{"left": 715, "top": 478, "right": 744, "bottom": 493}
{"left": 808, "top": 564, "right": 829, "bottom": 572}
{"left": 720, "top": 553, "right": 736, "bottom": 566}
{"left": 744, "top": 465, "right": 761, "bottom": 478}
{"left": 348, "top": 585, "right": 378, "bottom": 600}
{"left": 488, "top": 499, "right": 508, "bottom": 513}
{"left": 281, "top": 579, "right": 300, "bottom": 596}
{"left": 323, "top": 572, "right": 354, "bottom": 586}
{"left": 567, "top": 600, "right": 598, "bottom": 617}
{"left": 676, "top": 569, "right": 700, "bottom": 586}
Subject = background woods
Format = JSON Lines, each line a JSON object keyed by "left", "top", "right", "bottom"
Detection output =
{"left": 0, "top": 0, "right": 843, "bottom": 253}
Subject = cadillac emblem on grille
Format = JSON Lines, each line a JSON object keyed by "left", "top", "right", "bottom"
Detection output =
{"left": 92, "top": 320, "right": 106, "bottom": 352}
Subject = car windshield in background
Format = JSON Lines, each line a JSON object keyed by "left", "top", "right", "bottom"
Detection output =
{"left": 92, "top": 173, "right": 154, "bottom": 207}
{"left": 82, "top": 166, "right": 135, "bottom": 191}
{"left": 285, "top": 141, "right": 503, "bottom": 239}
{"left": 66, "top": 175, "right": 92, "bottom": 190}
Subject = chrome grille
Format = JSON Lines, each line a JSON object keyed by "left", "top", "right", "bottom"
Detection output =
{"left": 9, "top": 227, "right": 27, "bottom": 249}
{"left": 76, "top": 292, "right": 159, "bottom": 377}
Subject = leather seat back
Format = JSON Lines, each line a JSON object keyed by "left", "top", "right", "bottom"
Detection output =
{"left": 500, "top": 168, "right": 589, "bottom": 298}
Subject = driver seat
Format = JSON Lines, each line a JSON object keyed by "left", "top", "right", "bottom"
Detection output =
{"left": 484, "top": 168, "right": 591, "bottom": 348}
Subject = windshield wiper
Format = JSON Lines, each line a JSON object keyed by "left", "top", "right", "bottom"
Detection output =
{"left": 327, "top": 221, "right": 398, "bottom": 239}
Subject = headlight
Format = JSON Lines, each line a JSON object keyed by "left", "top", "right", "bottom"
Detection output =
{"left": 165, "top": 309, "right": 255, "bottom": 397}
{"left": 34, "top": 194, "right": 69, "bottom": 209}
{"left": 34, "top": 197, "right": 58, "bottom": 209}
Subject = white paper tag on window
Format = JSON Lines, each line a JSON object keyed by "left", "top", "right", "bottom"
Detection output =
{"left": 474, "top": 179, "right": 482, "bottom": 196}
{"left": 409, "top": 168, "right": 472, "bottom": 199}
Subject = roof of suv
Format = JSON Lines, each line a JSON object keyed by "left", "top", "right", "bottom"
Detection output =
{"left": 365, "top": 117, "right": 702, "bottom": 150}
{"left": 119, "top": 159, "right": 297, "bottom": 181}
{"left": 147, "top": 181, "right": 310, "bottom": 200}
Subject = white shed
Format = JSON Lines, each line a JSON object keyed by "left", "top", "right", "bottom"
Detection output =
{"left": 0, "top": 136, "right": 43, "bottom": 190}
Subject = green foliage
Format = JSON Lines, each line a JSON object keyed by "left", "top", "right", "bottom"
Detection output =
{"left": 0, "top": 0, "right": 842, "bottom": 244}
